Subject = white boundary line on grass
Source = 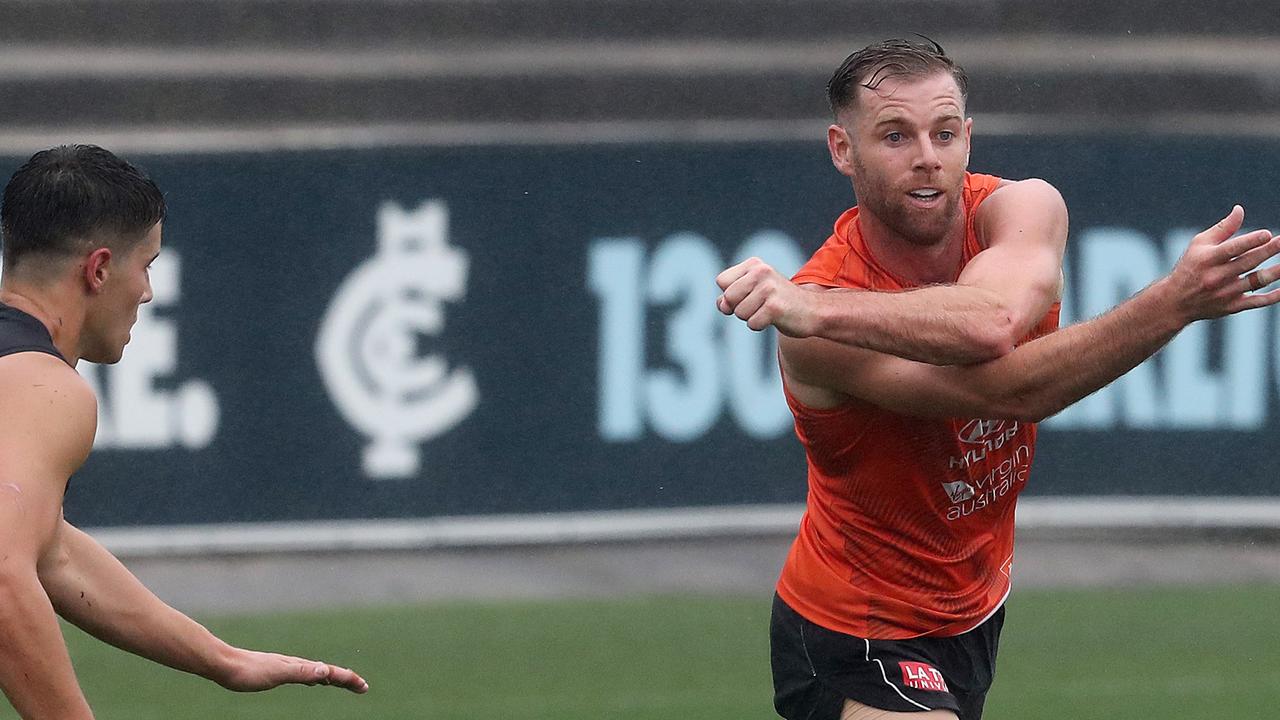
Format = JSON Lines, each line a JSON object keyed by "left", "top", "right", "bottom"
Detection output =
{"left": 89, "top": 496, "right": 1280, "bottom": 558}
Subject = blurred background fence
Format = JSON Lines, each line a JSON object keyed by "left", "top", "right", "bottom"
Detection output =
{"left": 4, "top": 4, "right": 1280, "bottom": 719}
{"left": 0, "top": 0, "right": 1276, "bottom": 546}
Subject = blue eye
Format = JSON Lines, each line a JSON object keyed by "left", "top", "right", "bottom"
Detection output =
{"left": 938, "top": 130, "right": 954, "bottom": 141}
{"left": 886, "top": 132, "right": 903, "bottom": 143}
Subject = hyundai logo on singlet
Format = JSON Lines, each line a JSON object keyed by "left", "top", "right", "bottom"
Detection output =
{"left": 957, "top": 419, "right": 1010, "bottom": 444}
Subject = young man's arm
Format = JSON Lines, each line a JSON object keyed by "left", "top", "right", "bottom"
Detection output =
{"left": 780, "top": 206, "right": 1280, "bottom": 420}
{"left": 38, "top": 521, "right": 368, "bottom": 694}
{"left": 716, "top": 178, "right": 1067, "bottom": 364}
{"left": 0, "top": 354, "right": 367, "bottom": 720}
{"left": 0, "top": 354, "right": 99, "bottom": 719}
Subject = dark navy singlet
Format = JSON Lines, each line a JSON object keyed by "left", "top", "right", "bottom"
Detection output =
{"left": 0, "top": 302, "right": 74, "bottom": 492}
{"left": 0, "top": 302, "right": 66, "bottom": 363}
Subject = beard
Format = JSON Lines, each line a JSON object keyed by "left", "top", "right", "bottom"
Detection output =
{"left": 851, "top": 157, "right": 963, "bottom": 247}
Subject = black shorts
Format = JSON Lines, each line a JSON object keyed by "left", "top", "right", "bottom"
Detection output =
{"left": 770, "top": 594, "right": 1004, "bottom": 720}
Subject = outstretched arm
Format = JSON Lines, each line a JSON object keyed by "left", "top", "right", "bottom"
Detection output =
{"left": 39, "top": 521, "right": 369, "bottom": 694}
{"left": 0, "top": 354, "right": 366, "bottom": 720}
{"left": 716, "top": 178, "right": 1067, "bottom": 364}
{"left": 781, "top": 206, "right": 1280, "bottom": 419}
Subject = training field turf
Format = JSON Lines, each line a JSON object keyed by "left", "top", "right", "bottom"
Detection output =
{"left": 48, "top": 585, "right": 1280, "bottom": 719}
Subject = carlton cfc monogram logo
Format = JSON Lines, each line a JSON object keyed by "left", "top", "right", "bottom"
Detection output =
{"left": 315, "top": 200, "right": 478, "bottom": 479}
{"left": 900, "top": 662, "right": 949, "bottom": 692}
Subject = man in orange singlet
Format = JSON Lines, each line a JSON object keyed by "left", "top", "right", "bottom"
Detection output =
{"left": 715, "top": 39, "right": 1280, "bottom": 720}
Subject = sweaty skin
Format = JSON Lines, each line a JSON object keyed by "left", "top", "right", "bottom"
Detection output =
{"left": 778, "top": 204, "right": 1280, "bottom": 421}
{"left": 716, "top": 71, "right": 1280, "bottom": 417}
{"left": 716, "top": 73, "right": 1067, "bottom": 368}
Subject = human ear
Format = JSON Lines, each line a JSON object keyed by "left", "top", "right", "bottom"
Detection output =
{"left": 83, "top": 247, "right": 113, "bottom": 293}
{"left": 827, "top": 123, "right": 856, "bottom": 178}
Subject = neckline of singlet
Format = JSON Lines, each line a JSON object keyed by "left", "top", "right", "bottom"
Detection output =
{"left": 0, "top": 300, "right": 69, "bottom": 364}
{"left": 850, "top": 191, "right": 981, "bottom": 290}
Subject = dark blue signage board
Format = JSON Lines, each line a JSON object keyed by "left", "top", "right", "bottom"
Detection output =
{"left": 1, "top": 137, "right": 1274, "bottom": 527}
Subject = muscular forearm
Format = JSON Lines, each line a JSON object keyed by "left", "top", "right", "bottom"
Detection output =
{"left": 796, "top": 207, "right": 1279, "bottom": 421}
{"left": 38, "top": 523, "right": 369, "bottom": 697}
{"left": 0, "top": 569, "right": 94, "bottom": 719}
{"left": 978, "top": 278, "right": 1185, "bottom": 421}
{"left": 809, "top": 285, "right": 1016, "bottom": 365}
{"left": 39, "top": 524, "right": 234, "bottom": 684}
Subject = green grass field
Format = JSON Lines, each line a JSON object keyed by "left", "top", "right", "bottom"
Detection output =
{"left": 40, "top": 585, "right": 1280, "bottom": 719}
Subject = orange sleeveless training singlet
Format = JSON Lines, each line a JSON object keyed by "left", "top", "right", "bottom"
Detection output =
{"left": 776, "top": 172, "right": 1061, "bottom": 640}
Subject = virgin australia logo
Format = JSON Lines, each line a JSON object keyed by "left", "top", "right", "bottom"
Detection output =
{"left": 941, "top": 480, "right": 976, "bottom": 503}
{"left": 315, "top": 200, "right": 478, "bottom": 479}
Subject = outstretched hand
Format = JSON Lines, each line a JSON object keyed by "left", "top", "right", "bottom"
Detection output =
{"left": 218, "top": 649, "right": 368, "bottom": 694}
{"left": 715, "top": 257, "right": 816, "bottom": 336}
{"left": 1167, "top": 205, "right": 1280, "bottom": 321}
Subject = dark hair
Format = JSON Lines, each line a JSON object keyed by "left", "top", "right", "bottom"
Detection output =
{"left": 826, "top": 37, "right": 968, "bottom": 120}
{"left": 1, "top": 144, "right": 165, "bottom": 272}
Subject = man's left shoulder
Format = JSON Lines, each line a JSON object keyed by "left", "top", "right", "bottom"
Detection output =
{"left": 976, "top": 177, "right": 1067, "bottom": 224}
{"left": 986, "top": 176, "right": 1063, "bottom": 200}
